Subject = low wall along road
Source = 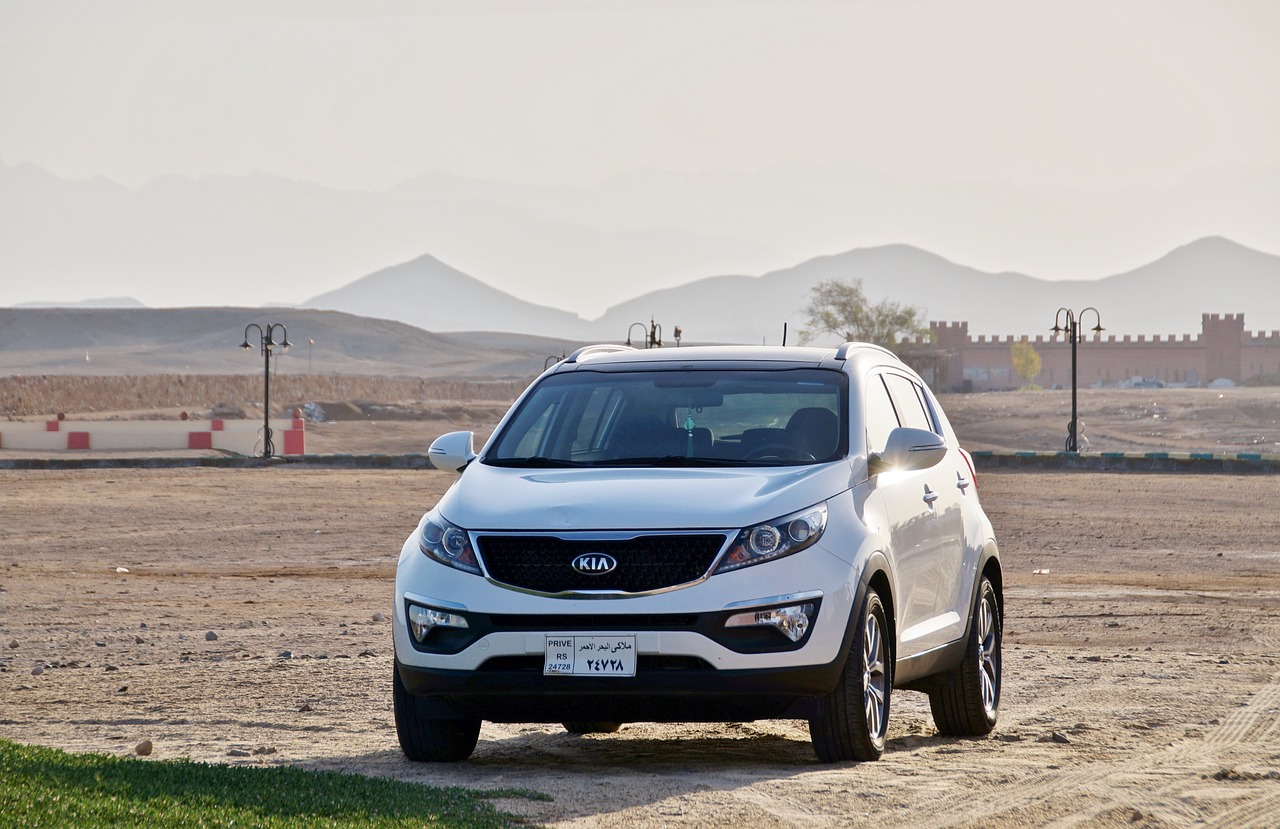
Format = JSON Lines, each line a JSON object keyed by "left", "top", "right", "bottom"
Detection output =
{"left": 0, "top": 416, "right": 305, "bottom": 456}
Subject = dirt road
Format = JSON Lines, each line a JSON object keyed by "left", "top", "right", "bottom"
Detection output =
{"left": 2, "top": 467, "right": 1278, "bottom": 828}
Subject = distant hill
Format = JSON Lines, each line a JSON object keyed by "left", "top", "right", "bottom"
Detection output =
{"left": 8, "top": 156, "right": 1279, "bottom": 319}
{"left": 0, "top": 307, "right": 581, "bottom": 378}
{"left": 4, "top": 234, "right": 1279, "bottom": 379}
{"left": 1073, "top": 236, "right": 1280, "bottom": 336}
{"left": 590, "top": 244, "right": 997, "bottom": 344}
{"left": 6, "top": 157, "right": 1279, "bottom": 341}
{"left": 589, "top": 237, "right": 1280, "bottom": 343}
{"left": 300, "top": 237, "right": 1280, "bottom": 344}
{"left": 0, "top": 160, "right": 793, "bottom": 316}
{"left": 302, "top": 253, "right": 593, "bottom": 338}
{"left": 15, "top": 297, "right": 146, "bottom": 309}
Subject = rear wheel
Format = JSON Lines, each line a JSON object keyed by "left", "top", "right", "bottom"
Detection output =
{"left": 809, "top": 587, "right": 891, "bottom": 762}
{"left": 928, "top": 577, "right": 1001, "bottom": 735}
{"left": 393, "top": 664, "right": 481, "bottom": 762}
{"left": 562, "top": 722, "right": 622, "bottom": 734}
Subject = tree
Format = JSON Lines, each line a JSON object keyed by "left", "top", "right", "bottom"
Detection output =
{"left": 1011, "top": 340, "right": 1042, "bottom": 387}
{"left": 801, "top": 278, "right": 929, "bottom": 349}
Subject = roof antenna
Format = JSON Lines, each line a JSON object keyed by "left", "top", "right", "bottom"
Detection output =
{"left": 781, "top": 323, "right": 788, "bottom": 347}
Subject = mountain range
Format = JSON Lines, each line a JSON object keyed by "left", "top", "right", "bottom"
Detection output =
{"left": 0, "top": 160, "right": 794, "bottom": 318}
{"left": 4, "top": 236, "right": 1278, "bottom": 378}
{"left": 4, "top": 158, "right": 1280, "bottom": 342}
{"left": 4, "top": 157, "right": 1279, "bottom": 330}
{"left": 299, "top": 236, "right": 1280, "bottom": 345}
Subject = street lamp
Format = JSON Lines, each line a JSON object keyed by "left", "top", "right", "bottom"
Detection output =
{"left": 1051, "top": 307, "right": 1103, "bottom": 453}
{"left": 626, "top": 318, "right": 663, "bottom": 349}
{"left": 240, "top": 323, "right": 291, "bottom": 458}
{"left": 626, "top": 322, "right": 647, "bottom": 348}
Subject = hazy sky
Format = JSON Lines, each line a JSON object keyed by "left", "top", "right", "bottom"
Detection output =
{"left": 2, "top": 0, "right": 1279, "bottom": 305}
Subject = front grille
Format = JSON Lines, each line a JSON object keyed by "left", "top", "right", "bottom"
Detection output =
{"left": 476, "top": 533, "right": 727, "bottom": 594}
{"left": 487, "top": 613, "right": 700, "bottom": 629}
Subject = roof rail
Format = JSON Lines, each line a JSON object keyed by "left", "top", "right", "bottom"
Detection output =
{"left": 834, "top": 341, "right": 897, "bottom": 361}
{"left": 563, "top": 344, "right": 635, "bottom": 364}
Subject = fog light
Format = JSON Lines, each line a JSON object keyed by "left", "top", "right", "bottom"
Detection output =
{"left": 408, "top": 604, "right": 468, "bottom": 643}
{"left": 724, "top": 603, "right": 815, "bottom": 643}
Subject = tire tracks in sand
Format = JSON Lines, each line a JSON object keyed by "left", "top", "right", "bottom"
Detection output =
{"left": 913, "top": 627, "right": 1280, "bottom": 828}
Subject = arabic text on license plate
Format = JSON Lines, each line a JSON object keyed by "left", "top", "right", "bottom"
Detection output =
{"left": 544, "top": 635, "right": 637, "bottom": 677}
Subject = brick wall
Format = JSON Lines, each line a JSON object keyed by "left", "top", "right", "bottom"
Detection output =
{"left": 924, "top": 314, "right": 1280, "bottom": 392}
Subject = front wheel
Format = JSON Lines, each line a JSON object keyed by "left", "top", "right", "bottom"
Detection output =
{"left": 809, "top": 587, "right": 891, "bottom": 762}
{"left": 928, "top": 576, "right": 1001, "bottom": 735}
{"left": 393, "top": 664, "right": 481, "bottom": 762}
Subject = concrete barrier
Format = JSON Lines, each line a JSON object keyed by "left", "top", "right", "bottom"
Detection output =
{"left": 968, "top": 449, "right": 1280, "bottom": 474}
{"left": 0, "top": 417, "right": 304, "bottom": 456}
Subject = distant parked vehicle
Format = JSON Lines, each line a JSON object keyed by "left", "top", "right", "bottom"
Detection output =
{"left": 392, "top": 342, "right": 1003, "bottom": 762}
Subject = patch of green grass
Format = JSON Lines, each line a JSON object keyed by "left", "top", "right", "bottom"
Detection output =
{"left": 0, "top": 738, "right": 547, "bottom": 828}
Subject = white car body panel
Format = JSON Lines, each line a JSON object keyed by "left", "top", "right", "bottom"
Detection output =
{"left": 437, "top": 462, "right": 858, "bottom": 533}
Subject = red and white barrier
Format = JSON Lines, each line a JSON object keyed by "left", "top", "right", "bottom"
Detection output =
{"left": 0, "top": 417, "right": 305, "bottom": 456}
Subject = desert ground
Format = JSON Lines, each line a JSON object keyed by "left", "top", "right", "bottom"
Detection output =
{"left": 2, "top": 385, "right": 1279, "bottom": 827}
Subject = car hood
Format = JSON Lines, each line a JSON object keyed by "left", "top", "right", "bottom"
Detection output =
{"left": 438, "top": 462, "right": 857, "bottom": 531}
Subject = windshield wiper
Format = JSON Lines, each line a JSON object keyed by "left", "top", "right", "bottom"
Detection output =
{"left": 484, "top": 456, "right": 585, "bottom": 468}
{"left": 607, "top": 455, "right": 756, "bottom": 467}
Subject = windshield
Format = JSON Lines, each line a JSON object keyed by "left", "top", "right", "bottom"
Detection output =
{"left": 485, "top": 368, "right": 848, "bottom": 468}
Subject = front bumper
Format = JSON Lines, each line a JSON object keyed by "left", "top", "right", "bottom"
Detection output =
{"left": 392, "top": 506, "right": 869, "bottom": 723}
{"left": 395, "top": 653, "right": 848, "bottom": 723}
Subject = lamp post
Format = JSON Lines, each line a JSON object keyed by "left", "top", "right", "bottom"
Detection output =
{"left": 240, "top": 323, "right": 291, "bottom": 458}
{"left": 1051, "top": 307, "right": 1103, "bottom": 453}
{"left": 626, "top": 318, "right": 664, "bottom": 349}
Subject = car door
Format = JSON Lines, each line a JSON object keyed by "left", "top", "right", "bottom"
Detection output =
{"left": 876, "top": 371, "right": 966, "bottom": 654}
{"left": 864, "top": 371, "right": 941, "bottom": 660}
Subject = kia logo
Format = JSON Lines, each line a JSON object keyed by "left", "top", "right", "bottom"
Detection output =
{"left": 571, "top": 553, "right": 618, "bottom": 575}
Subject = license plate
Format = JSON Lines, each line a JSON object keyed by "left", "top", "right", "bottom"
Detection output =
{"left": 544, "top": 635, "right": 637, "bottom": 677}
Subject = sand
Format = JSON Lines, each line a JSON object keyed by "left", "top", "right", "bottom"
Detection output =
{"left": 2, "top": 465, "right": 1278, "bottom": 828}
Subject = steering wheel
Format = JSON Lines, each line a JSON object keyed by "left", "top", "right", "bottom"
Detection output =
{"left": 743, "top": 444, "right": 816, "bottom": 462}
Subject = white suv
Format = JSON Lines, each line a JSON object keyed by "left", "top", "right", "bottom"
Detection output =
{"left": 393, "top": 343, "right": 1002, "bottom": 763}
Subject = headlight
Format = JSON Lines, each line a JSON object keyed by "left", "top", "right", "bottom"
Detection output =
{"left": 714, "top": 502, "right": 828, "bottom": 574}
{"left": 419, "top": 512, "right": 481, "bottom": 575}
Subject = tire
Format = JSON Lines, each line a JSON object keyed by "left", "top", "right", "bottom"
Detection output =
{"left": 928, "top": 577, "right": 1001, "bottom": 736}
{"left": 393, "top": 664, "right": 481, "bottom": 762}
{"left": 809, "top": 587, "right": 891, "bottom": 762}
{"left": 562, "top": 722, "right": 622, "bottom": 734}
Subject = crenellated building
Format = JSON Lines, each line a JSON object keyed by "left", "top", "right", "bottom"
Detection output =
{"left": 907, "top": 314, "right": 1280, "bottom": 392}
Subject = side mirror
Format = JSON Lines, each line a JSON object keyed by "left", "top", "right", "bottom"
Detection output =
{"left": 869, "top": 427, "right": 947, "bottom": 476}
{"left": 428, "top": 431, "right": 476, "bottom": 473}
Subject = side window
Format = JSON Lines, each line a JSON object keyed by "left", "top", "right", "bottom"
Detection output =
{"left": 864, "top": 375, "right": 900, "bottom": 455}
{"left": 883, "top": 374, "right": 936, "bottom": 434}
